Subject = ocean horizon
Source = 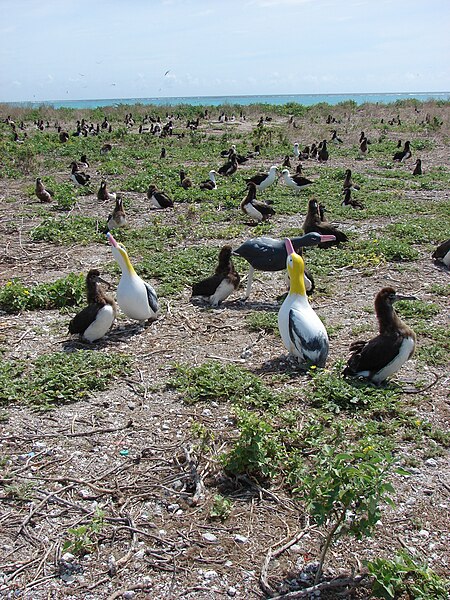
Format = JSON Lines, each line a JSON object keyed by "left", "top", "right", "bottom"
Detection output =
{"left": 3, "top": 91, "right": 449, "bottom": 110}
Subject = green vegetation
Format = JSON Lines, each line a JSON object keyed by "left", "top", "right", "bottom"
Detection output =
{"left": 0, "top": 351, "right": 131, "bottom": 409}
{"left": 0, "top": 273, "right": 85, "bottom": 313}
{"left": 367, "top": 551, "right": 450, "bottom": 600}
{"left": 63, "top": 507, "right": 105, "bottom": 556}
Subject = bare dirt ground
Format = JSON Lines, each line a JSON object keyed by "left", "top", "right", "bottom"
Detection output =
{"left": 0, "top": 102, "right": 449, "bottom": 599}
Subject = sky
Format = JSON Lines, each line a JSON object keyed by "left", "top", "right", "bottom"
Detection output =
{"left": 1, "top": 0, "right": 449, "bottom": 102}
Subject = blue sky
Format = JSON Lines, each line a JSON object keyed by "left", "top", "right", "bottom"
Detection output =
{"left": 1, "top": 0, "right": 449, "bottom": 102}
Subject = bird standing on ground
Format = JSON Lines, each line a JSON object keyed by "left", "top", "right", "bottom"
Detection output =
{"left": 69, "top": 269, "right": 117, "bottom": 343}
{"left": 359, "top": 137, "right": 368, "bottom": 158}
{"left": 278, "top": 238, "right": 329, "bottom": 367}
{"left": 432, "top": 239, "right": 450, "bottom": 267}
{"left": 318, "top": 140, "right": 329, "bottom": 162}
{"left": 191, "top": 245, "right": 240, "bottom": 306}
{"left": 244, "top": 165, "right": 278, "bottom": 192}
{"left": 107, "top": 232, "right": 159, "bottom": 324}
{"left": 233, "top": 232, "right": 335, "bottom": 299}
{"left": 343, "top": 287, "right": 417, "bottom": 384}
{"left": 35, "top": 178, "right": 53, "bottom": 203}
{"left": 240, "top": 182, "right": 275, "bottom": 223}
{"left": 281, "top": 168, "right": 314, "bottom": 192}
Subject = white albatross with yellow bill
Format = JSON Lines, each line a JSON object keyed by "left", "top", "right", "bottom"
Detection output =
{"left": 278, "top": 238, "right": 329, "bottom": 367}
{"left": 107, "top": 232, "right": 159, "bottom": 324}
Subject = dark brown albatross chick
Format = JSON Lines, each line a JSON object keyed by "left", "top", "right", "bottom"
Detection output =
{"left": 343, "top": 287, "right": 416, "bottom": 385}
{"left": 191, "top": 245, "right": 240, "bottom": 306}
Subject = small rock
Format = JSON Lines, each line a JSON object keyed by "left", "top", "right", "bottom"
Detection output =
{"left": 202, "top": 408, "right": 212, "bottom": 417}
{"left": 61, "top": 552, "right": 75, "bottom": 562}
{"left": 203, "top": 532, "right": 218, "bottom": 543}
{"left": 418, "top": 529, "right": 429, "bottom": 537}
{"left": 123, "top": 592, "right": 136, "bottom": 599}
{"left": 172, "top": 479, "right": 183, "bottom": 491}
{"left": 234, "top": 534, "right": 248, "bottom": 544}
{"left": 167, "top": 503, "right": 180, "bottom": 513}
{"left": 203, "top": 570, "right": 218, "bottom": 579}
{"left": 425, "top": 458, "right": 438, "bottom": 467}
{"left": 227, "top": 586, "right": 237, "bottom": 597}
{"left": 225, "top": 560, "right": 233, "bottom": 567}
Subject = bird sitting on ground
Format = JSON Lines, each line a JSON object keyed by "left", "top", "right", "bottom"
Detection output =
{"left": 107, "top": 196, "right": 126, "bottom": 230}
{"left": 343, "top": 169, "right": 361, "bottom": 191}
{"left": 107, "top": 232, "right": 159, "bottom": 324}
{"left": 100, "top": 143, "right": 112, "bottom": 155}
{"left": 303, "top": 198, "right": 348, "bottom": 247}
{"left": 68, "top": 269, "right": 117, "bottom": 343}
{"left": 281, "top": 168, "right": 314, "bottom": 191}
{"left": 318, "top": 140, "right": 329, "bottom": 162}
{"left": 199, "top": 170, "right": 218, "bottom": 190}
{"left": 240, "top": 182, "right": 275, "bottom": 223}
{"left": 331, "top": 130, "right": 343, "bottom": 144}
{"left": 70, "top": 162, "right": 90, "bottom": 187}
{"left": 147, "top": 184, "right": 174, "bottom": 209}
{"left": 179, "top": 170, "right": 193, "bottom": 189}
{"left": 282, "top": 155, "right": 291, "bottom": 167}
{"left": 218, "top": 153, "right": 238, "bottom": 176}
{"left": 393, "top": 140, "right": 411, "bottom": 162}
{"left": 412, "top": 158, "right": 422, "bottom": 175}
{"left": 35, "top": 178, "right": 53, "bottom": 203}
{"left": 74, "top": 154, "right": 89, "bottom": 170}
{"left": 97, "top": 180, "right": 116, "bottom": 202}
{"left": 343, "top": 287, "right": 417, "bottom": 384}
{"left": 278, "top": 238, "right": 329, "bottom": 367}
{"left": 432, "top": 239, "right": 450, "bottom": 267}
{"left": 342, "top": 188, "right": 364, "bottom": 209}
{"left": 191, "top": 245, "right": 240, "bottom": 306}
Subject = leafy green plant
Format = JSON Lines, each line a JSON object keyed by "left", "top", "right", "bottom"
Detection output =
{"left": 30, "top": 216, "right": 104, "bottom": 244}
{"left": 168, "top": 361, "right": 282, "bottom": 410}
{"left": 293, "top": 445, "right": 397, "bottom": 583}
{"left": 245, "top": 311, "right": 279, "bottom": 334}
{"left": 209, "top": 494, "right": 232, "bottom": 521}
{"left": 63, "top": 507, "right": 105, "bottom": 556}
{"left": 367, "top": 550, "right": 450, "bottom": 599}
{"left": 0, "top": 351, "right": 131, "bottom": 408}
{"left": 0, "top": 273, "right": 85, "bottom": 313}
{"left": 221, "top": 409, "right": 281, "bottom": 477}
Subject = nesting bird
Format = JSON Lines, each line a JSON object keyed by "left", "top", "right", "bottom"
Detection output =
{"left": 412, "top": 159, "right": 422, "bottom": 175}
{"left": 35, "top": 178, "right": 53, "bottom": 203}
{"left": 244, "top": 165, "right": 278, "bottom": 192}
{"left": 281, "top": 168, "right": 314, "bottom": 192}
{"left": 343, "top": 287, "right": 417, "bottom": 384}
{"left": 100, "top": 143, "right": 113, "bottom": 155}
{"left": 342, "top": 188, "right": 364, "bottom": 209}
{"left": 70, "top": 162, "right": 90, "bottom": 187}
{"left": 68, "top": 269, "right": 117, "bottom": 343}
{"left": 317, "top": 140, "right": 329, "bottom": 162}
{"left": 191, "top": 245, "right": 240, "bottom": 306}
{"left": 179, "top": 170, "right": 193, "bottom": 189}
{"left": 147, "top": 185, "right": 174, "bottom": 209}
{"left": 107, "top": 232, "right": 159, "bottom": 323}
{"left": 278, "top": 238, "right": 329, "bottom": 367}
{"left": 343, "top": 169, "right": 360, "bottom": 191}
{"left": 432, "top": 239, "right": 450, "bottom": 267}
{"left": 393, "top": 140, "right": 412, "bottom": 162}
{"left": 199, "top": 170, "right": 218, "bottom": 190}
{"left": 107, "top": 196, "right": 126, "bottom": 230}
{"left": 240, "top": 182, "right": 275, "bottom": 223}
{"left": 97, "top": 180, "right": 117, "bottom": 202}
{"left": 303, "top": 199, "right": 348, "bottom": 246}
{"left": 218, "top": 153, "right": 238, "bottom": 176}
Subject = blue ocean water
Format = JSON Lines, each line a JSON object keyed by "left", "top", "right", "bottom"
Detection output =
{"left": 5, "top": 92, "right": 449, "bottom": 110}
